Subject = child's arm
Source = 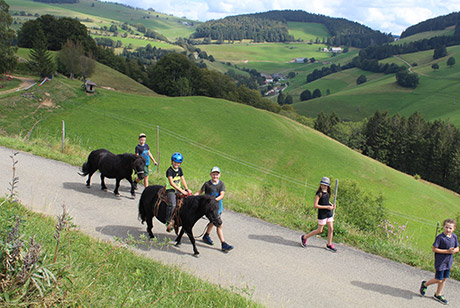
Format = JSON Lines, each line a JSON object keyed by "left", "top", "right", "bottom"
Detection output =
{"left": 180, "top": 176, "right": 192, "bottom": 195}
{"left": 215, "top": 191, "right": 225, "bottom": 201}
{"left": 313, "top": 195, "right": 334, "bottom": 210}
{"left": 148, "top": 150, "right": 158, "bottom": 165}
{"left": 193, "top": 189, "right": 203, "bottom": 196}
{"left": 168, "top": 176, "right": 187, "bottom": 195}
{"left": 432, "top": 246, "right": 459, "bottom": 254}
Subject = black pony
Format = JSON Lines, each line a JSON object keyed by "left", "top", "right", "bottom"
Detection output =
{"left": 138, "top": 185, "right": 222, "bottom": 256}
{"left": 79, "top": 149, "right": 145, "bottom": 197}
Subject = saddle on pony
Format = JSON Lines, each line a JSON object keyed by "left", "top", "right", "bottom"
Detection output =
{"left": 155, "top": 186, "right": 187, "bottom": 234}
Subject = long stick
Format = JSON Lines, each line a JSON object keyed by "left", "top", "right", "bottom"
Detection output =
{"left": 332, "top": 179, "right": 338, "bottom": 217}
{"left": 435, "top": 221, "right": 440, "bottom": 239}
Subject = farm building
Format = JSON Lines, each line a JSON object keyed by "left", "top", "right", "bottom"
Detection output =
{"left": 84, "top": 80, "right": 96, "bottom": 93}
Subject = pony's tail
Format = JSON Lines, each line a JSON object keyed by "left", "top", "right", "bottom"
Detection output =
{"left": 78, "top": 161, "right": 89, "bottom": 176}
{"left": 138, "top": 194, "right": 146, "bottom": 224}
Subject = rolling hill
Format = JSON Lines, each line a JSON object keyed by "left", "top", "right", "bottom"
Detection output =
{"left": 2, "top": 60, "right": 460, "bottom": 253}
{"left": 292, "top": 45, "right": 460, "bottom": 126}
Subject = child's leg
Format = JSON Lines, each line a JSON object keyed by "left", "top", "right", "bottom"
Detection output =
{"left": 206, "top": 223, "right": 214, "bottom": 236}
{"left": 143, "top": 175, "right": 149, "bottom": 188}
{"left": 436, "top": 278, "right": 448, "bottom": 296}
{"left": 425, "top": 278, "right": 441, "bottom": 287}
{"left": 304, "top": 223, "right": 325, "bottom": 239}
{"left": 216, "top": 224, "right": 225, "bottom": 243}
{"left": 326, "top": 220, "right": 334, "bottom": 245}
{"left": 166, "top": 191, "right": 176, "bottom": 223}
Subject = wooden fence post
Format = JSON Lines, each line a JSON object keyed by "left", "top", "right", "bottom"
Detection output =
{"left": 62, "top": 120, "right": 65, "bottom": 152}
{"left": 156, "top": 125, "right": 160, "bottom": 172}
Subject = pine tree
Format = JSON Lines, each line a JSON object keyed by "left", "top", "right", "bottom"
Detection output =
{"left": 28, "top": 28, "right": 55, "bottom": 78}
{"left": 0, "top": 0, "right": 17, "bottom": 74}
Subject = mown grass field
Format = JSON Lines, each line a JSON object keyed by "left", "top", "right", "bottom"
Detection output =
{"left": 393, "top": 26, "right": 455, "bottom": 45}
{"left": 293, "top": 45, "right": 460, "bottom": 126}
{"left": 2, "top": 68, "right": 460, "bottom": 253}
{"left": 0, "top": 199, "right": 261, "bottom": 307}
{"left": 197, "top": 42, "right": 330, "bottom": 72}
{"left": 287, "top": 22, "right": 330, "bottom": 41}
{"left": 91, "top": 34, "right": 184, "bottom": 52}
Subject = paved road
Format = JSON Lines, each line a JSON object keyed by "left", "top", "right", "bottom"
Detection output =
{"left": 1, "top": 146, "right": 459, "bottom": 307}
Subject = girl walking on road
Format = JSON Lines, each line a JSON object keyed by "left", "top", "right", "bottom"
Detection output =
{"left": 300, "top": 177, "right": 337, "bottom": 251}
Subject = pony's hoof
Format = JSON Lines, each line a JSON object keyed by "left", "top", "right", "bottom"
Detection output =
{"left": 193, "top": 252, "right": 200, "bottom": 258}
{"left": 101, "top": 187, "right": 107, "bottom": 191}
{"left": 115, "top": 193, "right": 121, "bottom": 197}
{"left": 130, "top": 194, "right": 136, "bottom": 199}
{"left": 175, "top": 242, "right": 181, "bottom": 247}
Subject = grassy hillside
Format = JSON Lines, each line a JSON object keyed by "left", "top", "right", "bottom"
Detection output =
{"left": 293, "top": 45, "right": 460, "bottom": 126}
{"left": 8, "top": 0, "right": 198, "bottom": 41}
{"left": 2, "top": 74, "right": 460, "bottom": 252}
{"left": 287, "top": 22, "right": 330, "bottom": 41}
{"left": 15, "top": 47, "right": 156, "bottom": 96}
{"left": 197, "top": 42, "right": 331, "bottom": 72}
{"left": 393, "top": 26, "right": 455, "bottom": 45}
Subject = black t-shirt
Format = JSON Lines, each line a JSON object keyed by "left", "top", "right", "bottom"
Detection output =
{"left": 316, "top": 191, "right": 333, "bottom": 219}
{"left": 166, "top": 166, "right": 183, "bottom": 191}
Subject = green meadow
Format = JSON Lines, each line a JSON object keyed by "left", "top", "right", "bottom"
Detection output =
{"left": 287, "top": 22, "right": 330, "bottom": 41}
{"left": 8, "top": 0, "right": 198, "bottom": 41}
{"left": 197, "top": 42, "right": 330, "bottom": 72}
{"left": 393, "top": 26, "right": 455, "bottom": 45}
{"left": 91, "top": 34, "right": 183, "bottom": 51}
{"left": 2, "top": 64, "right": 460, "bottom": 252}
{"left": 293, "top": 45, "right": 460, "bottom": 126}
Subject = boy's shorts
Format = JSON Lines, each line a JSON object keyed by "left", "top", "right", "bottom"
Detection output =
{"left": 143, "top": 164, "right": 149, "bottom": 174}
{"left": 318, "top": 217, "right": 334, "bottom": 225}
{"left": 435, "top": 269, "right": 450, "bottom": 280}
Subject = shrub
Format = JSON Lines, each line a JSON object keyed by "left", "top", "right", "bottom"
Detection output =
{"left": 336, "top": 179, "right": 386, "bottom": 232}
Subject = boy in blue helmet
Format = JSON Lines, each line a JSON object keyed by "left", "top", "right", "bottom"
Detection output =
{"left": 165, "top": 152, "right": 192, "bottom": 232}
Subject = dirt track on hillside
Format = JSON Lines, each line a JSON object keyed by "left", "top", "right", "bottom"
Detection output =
{"left": 1, "top": 146, "right": 459, "bottom": 307}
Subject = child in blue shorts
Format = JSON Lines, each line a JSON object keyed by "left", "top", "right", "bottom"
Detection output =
{"left": 420, "top": 218, "right": 459, "bottom": 305}
{"left": 195, "top": 166, "right": 233, "bottom": 252}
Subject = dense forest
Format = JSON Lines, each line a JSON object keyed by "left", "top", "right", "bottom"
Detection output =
{"left": 315, "top": 111, "right": 460, "bottom": 193}
{"left": 192, "top": 16, "right": 294, "bottom": 42}
{"left": 401, "top": 12, "right": 460, "bottom": 38}
{"left": 244, "top": 10, "right": 394, "bottom": 48}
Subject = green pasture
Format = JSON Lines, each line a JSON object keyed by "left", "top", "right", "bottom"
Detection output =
{"left": 283, "top": 50, "right": 361, "bottom": 100}
{"left": 287, "top": 22, "right": 330, "bottom": 42}
{"left": 2, "top": 73, "right": 459, "bottom": 252}
{"left": 8, "top": 0, "right": 114, "bottom": 29}
{"left": 293, "top": 45, "right": 460, "bottom": 126}
{"left": 91, "top": 34, "right": 183, "bottom": 51}
{"left": 8, "top": 0, "right": 197, "bottom": 41}
{"left": 394, "top": 26, "right": 455, "bottom": 45}
{"left": 197, "top": 42, "right": 330, "bottom": 73}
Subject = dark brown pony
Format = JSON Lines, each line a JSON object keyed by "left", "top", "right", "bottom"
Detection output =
{"left": 138, "top": 185, "right": 222, "bottom": 256}
{"left": 79, "top": 149, "right": 145, "bottom": 197}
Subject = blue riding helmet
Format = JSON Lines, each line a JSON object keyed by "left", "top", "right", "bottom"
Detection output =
{"left": 171, "top": 152, "right": 183, "bottom": 163}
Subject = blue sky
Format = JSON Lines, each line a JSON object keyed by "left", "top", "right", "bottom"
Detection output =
{"left": 105, "top": 0, "right": 460, "bottom": 35}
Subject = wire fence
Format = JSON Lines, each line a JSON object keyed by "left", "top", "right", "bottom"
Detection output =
{"left": 66, "top": 104, "right": 440, "bottom": 228}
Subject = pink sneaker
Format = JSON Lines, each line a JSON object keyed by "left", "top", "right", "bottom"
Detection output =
{"left": 300, "top": 235, "right": 307, "bottom": 247}
{"left": 326, "top": 244, "right": 337, "bottom": 252}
